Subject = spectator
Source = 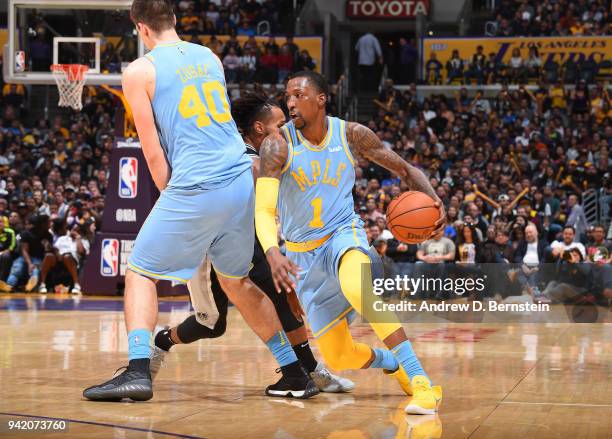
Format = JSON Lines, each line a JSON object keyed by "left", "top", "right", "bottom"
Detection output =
{"left": 223, "top": 48, "right": 241, "bottom": 83}
{"left": 277, "top": 45, "right": 294, "bottom": 83}
{"left": 398, "top": 38, "right": 418, "bottom": 84}
{"left": 0, "top": 214, "right": 52, "bottom": 292}
{"left": 446, "top": 50, "right": 464, "bottom": 84}
{"left": 565, "top": 194, "right": 588, "bottom": 239}
{"left": 39, "top": 219, "right": 89, "bottom": 294}
{"left": 417, "top": 231, "right": 456, "bottom": 265}
{"left": 425, "top": 53, "right": 443, "bottom": 85}
{"left": 586, "top": 224, "right": 611, "bottom": 265}
{"left": 355, "top": 32, "right": 383, "bottom": 91}
{"left": 455, "top": 222, "right": 483, "bottom": 264}
{"left": 296, "top": 50, "right": 316, "bottom": 72}
{"left": 0, "top": 220, "right": 16, "bottom": 281}
{"left": 514, "top": 223, "right": 549, "bottom": 300}
{"left": 551, "top": 225, "right": 586, "bottom": 261}
{"left": 258, "top": 46, "right": 278, "bottom": 84}
{"left": 466, "top": 45, "right": 486, "bottom": 85}
{"left": 239, "top": 48, "right": 258, "bottom": 82}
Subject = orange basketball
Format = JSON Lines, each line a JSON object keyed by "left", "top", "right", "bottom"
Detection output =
{"left": 386, "top": 191, "right": 441, "bottom": 244}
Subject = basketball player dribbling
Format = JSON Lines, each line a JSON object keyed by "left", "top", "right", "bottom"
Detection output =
{"left": 83, "top": 0, "right": 316, "bottom": 401}
{"left": 151, "top": 89, "right": 354, "bottom": 394}
{"left": 256, "top": 71, "right": 446, "bottom": 414}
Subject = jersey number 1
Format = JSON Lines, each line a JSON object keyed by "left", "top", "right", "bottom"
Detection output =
{"left": 309, "top": 197, "right": 324, "bottom": 228}
{"left": 178, "top": 81, "right": 232, "bottom": 127}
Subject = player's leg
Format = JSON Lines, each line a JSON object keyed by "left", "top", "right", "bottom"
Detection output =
{"left": 336, "top": 248, "right": 442, "bottom": 414}
{"left": 151, "top": 267, "right": 229, "bottom": 379}
{"left": 250, "top": 250, "right": 354, "bottom": 392}
{"left": 209, "top": 170, "right": 318, "bottom": 399}
{"left": 83, "top": 186, "right": 223, "bottom": 402}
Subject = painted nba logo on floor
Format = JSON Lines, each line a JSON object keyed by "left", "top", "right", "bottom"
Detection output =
{"left": 119, "top": 157, "right": 138, "bottom": 198}
{"left": 100, "top": 239, "right": 119, "bottom": 277}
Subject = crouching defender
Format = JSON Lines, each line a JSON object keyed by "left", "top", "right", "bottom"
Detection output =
{"left": 256, "top": 71, "right": 445, "bottom": 414}
{"left": 151, "top": 90, "right": 354, "bottom": 394}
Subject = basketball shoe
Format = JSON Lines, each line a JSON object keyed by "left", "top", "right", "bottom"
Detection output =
{"left": 310, "top": 362, "right": 355, "bottom": 392}
{"left": 83, "top": 366, "right": 153, "bottom": 402}
{"left": 149, "top": 345, "right": 168, "bottom": 380}
{"left": 265, "top": 370, "right": 320, "bottom": 399}
{"left": 404, "top": 375, "right": 442, "bottom": 415}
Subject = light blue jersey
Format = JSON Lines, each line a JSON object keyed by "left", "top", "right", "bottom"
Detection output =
{"left": 145, "top": 41, "right": 250, "bottom": 189}
{"left": 128, "top": 41, "right": 255, "bottom": 283}
{"left": 278, "top": 116, "right": 357, "bottom": 243}
{"left": 278, "top": 116, "right": 371, "bottom": 338}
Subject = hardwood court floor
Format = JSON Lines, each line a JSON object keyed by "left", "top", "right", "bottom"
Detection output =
{"left": 0, "top": 294, "right": 610, "bottom": 439}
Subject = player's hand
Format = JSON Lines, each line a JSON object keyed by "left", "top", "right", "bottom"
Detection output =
{"left": 429, "top": 201, "right": 446, "bottom": 238}
{"left": 266, "top": 247, "right": 301, "bottom": 294}
{"left": 286, "top": 290, "right": 304, "bottom": 322}
{"left": 27, "top": 263, "right": 34, "bottom": 275}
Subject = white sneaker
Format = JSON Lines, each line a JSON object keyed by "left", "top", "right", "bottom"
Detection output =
{"left": 71, "top": 284, "right": 82, "bottom": 295}
{"left": 38, "top": 284, "right": 48, "bottom": 294}
{"left": 150, "top": 326, "right": 170, "bottom": 380}
{"left": 310, "top": 362, "right": 355, "bottom": 393}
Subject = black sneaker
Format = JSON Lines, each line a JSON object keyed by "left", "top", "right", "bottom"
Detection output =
{"left": 83, "top": 367, "right": 153, "bottom": 401}
{"left": 265, "top": 372, "right": 320, "bottom": 399}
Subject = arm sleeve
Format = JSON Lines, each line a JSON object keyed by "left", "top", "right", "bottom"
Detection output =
{"left": 255, "top": 177, "right": 280, "bottom": 253}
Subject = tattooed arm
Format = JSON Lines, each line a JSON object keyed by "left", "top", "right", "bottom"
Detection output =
{"left": 255, "top": 134, "right": 300, "bottom": 294}
{"left": 346, "top": 122, "right": 445, "bottom": 234}
{"left": 346, "top": 122, "right": 440, "bottom": 201}
{"left": 258, "top": 133, "right": 288, "bottom": 179}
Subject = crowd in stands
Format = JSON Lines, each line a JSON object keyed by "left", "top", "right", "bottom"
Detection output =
{"left": 357, "top": 77, "right": 611, "bottom": 304}
{"left": 0, "top": 12, "right": 610, "bottom": 304}
{"left": 425, "top": 46, "right": 609, "bottom": 86}
{"left": 174, "top": 0, "right": 283, "bottom": 36}
{"left": 211, "top": 35, "right": 316, "bottom": 84}
{"left": 0, "top": 82, "right": 115, "bottom": 294}
{"left": 490, "top": 0, "right": 610, "bottom": 37}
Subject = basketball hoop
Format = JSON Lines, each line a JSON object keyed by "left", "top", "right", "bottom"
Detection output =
{"left": 51, "top": 64, "right": 89, "bottom": 111}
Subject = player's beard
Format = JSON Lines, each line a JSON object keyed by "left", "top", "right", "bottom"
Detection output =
{"left": 293, "top": 116, "right": 306, "bottom": 129}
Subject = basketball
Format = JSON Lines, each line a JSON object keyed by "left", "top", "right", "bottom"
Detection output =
{"left": 386, "top": 191, "right": 441, "bottom": 244}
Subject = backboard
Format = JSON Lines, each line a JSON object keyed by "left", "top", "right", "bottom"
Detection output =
{"left": 4, "top": 0, "right": 145, "bottom": 85}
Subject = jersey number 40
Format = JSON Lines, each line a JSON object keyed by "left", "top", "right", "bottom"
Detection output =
{"left": 178, "top": 80, "right": 232, "bottom": 127}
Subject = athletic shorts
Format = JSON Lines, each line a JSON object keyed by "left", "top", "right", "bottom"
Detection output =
{"left": 288, "top": 218, "right": 370, "bottom": 338}
{"left": 128, "top": 168, "right": 254, "bottom": 283}
{"left": 207, "top": 238, "right": 304, "bottom": 333}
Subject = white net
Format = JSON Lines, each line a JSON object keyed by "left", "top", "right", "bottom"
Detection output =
{"left": 51, "top": 64, "right": 88, "bottom": 111}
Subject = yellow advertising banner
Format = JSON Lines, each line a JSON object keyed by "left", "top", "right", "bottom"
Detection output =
{"left": 423, "top": 36, "right": 611, "bottom": 80}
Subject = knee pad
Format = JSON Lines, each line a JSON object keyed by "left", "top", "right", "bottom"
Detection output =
{"left": 177, "top": 314, "right": 227, "bottom": 344}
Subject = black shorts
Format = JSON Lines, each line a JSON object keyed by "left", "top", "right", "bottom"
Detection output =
{"left": 209, "top": 239, "right": 304, "bottom": 333}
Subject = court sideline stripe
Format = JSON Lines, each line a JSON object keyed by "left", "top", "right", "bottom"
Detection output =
{"left": 0, "top": 412, "right": 206, "bottom": 439}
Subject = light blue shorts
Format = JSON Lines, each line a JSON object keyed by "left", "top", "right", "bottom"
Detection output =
{"left": 288, "top": 218, "right": 370, "bottom": 338}
{"left": 128, "top": 169, "right": 254, "bottom": 283}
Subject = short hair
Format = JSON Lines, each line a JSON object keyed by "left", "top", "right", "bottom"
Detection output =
{"left": 563, "top": 225, "right": 576, "bottom": 233}
{"left": 131, "top": 0, "right": 175, "bottom": 33}
{"left": 231, "top": 88, "right": 280, "bottom": 135}
{"left": 287, "top": 70, "right": 329, "bottom": 96}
